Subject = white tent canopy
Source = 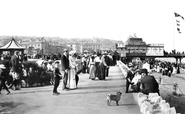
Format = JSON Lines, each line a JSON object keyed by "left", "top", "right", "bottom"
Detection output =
{"left": 0, "top": 38, "right": 24, "bottom": 49}
{"left": 0, "top": 38, "right": 25, "bottom": 56}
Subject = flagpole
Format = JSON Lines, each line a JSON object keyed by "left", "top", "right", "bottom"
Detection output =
{"left": 173, "top": 12, "right": 175, "bottom": 51}
{"left": 174, "top": 12, "right": 185, "bottom": 52}
{"left": 173, "top": 13, "right": 174, "bottom": 50}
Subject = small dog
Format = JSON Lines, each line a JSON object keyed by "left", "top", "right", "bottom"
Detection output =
{"left": 106, "top": 91, "right": 122, "bottom": 106}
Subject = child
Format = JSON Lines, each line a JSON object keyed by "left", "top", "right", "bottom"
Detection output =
{"left": 53, "top": 61, "right": 62, "bottom": 95}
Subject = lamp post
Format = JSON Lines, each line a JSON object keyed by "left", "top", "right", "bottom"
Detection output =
{"left": 41, "top": 37, "right": 44, "bottom": 59}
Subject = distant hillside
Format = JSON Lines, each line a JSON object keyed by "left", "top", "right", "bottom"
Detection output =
{"left": 0, "top": 35, "right": 122, "bottom": 47}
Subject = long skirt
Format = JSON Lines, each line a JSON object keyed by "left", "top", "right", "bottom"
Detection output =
{"left": 95, "top": 62, "right": 100, "bottom": 78}
{"left": 82, "top": 61, "right": 87, "bottom": 73}
{"left": 98, "top": 63, "right": 106, "bottom": 80}
{"left": 89, "top": 65, "right": 96, "bottom": 80}
{"left": 67, "top": 69, "right": 77, "bottom": 89}
{"left": 172, "top": 67, "right": 177, "bottom": 75}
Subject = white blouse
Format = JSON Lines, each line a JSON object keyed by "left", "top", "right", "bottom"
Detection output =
{"left": 94, "top": 56, "right": 101, "bottom": 62}
{"left": 69, "top": 56, "right": 77, "bottom": 69}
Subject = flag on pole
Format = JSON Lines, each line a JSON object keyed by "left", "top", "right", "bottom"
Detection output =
{"left": 174, "top": 12, "right": 184, "bottom": 34}
{"left": 174, "top": 12, "right": 184, "bottom": 20}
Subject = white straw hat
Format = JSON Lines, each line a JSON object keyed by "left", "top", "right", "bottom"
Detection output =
{"left": 0, "top": 64, "right": 6, "bottom": 69}
{"left": 69, "top": 51, "right": 76, "bottom": 56}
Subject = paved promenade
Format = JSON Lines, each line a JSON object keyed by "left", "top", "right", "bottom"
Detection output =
{"left": 0, "top": 66, "right": 141, "bottom": 114}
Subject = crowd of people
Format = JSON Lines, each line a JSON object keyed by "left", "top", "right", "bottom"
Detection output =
{"left": 83, "top": 51, "right": 113, "bottom": 80}
{"left": 125, "top": 62, "right": 160, "bottom": 95}
{"left": 56, "top": 49, "right": 118, "bottom": 95}
{"left": 152, "top": 60, "right": 180, "bottom": 77}
{"left": 1, "top": 49, "right": 182, "bottom": 96}
{"left": 123, "top": 57, "right": 183, "bottom": 96}
{"left": 0, "top": 49, "right": 119, "bottom": 95}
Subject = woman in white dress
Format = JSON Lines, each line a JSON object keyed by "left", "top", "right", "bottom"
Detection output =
{"left": 67, "top": 51, "right": 77, "bottom": 89}
{"left": 131, "top": 69, "right": 142, "bottom": 92}
{"left": 172, "top": 64, "right": 177, "bottom": 76}
{"left": 88, "top": 55, "right": 95, "bottom": 80}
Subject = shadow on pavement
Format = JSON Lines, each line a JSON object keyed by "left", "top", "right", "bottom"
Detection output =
{"left": 0, "top": 102, "right": 23, "bottom": 113}
{"left": 105, "top": 78, "right": 125, "bottom": 81}
{"left": 118, "top": 103, "right": 137, "bottom": 106}
{"left": 11, "top": 89, "right": 124, "bottom": 95}
{"left": 11, "top": 84, "right": 125, "bottom": 95}
{"left": 0, "top": 102, "right": 42, "bottom": 114}
{"left": 78, "top": 85, "right": 125, "bottom": 89}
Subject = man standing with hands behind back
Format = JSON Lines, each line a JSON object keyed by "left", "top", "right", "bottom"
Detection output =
{"left": 9, "top": 51, "right": 21, "bottom": 90}
{"left": 61, "top": 49, "right": 70, "bottom": 91}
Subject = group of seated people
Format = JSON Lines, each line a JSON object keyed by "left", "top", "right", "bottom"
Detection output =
{"left": 126, "top": 63, "right": 160, "bottom": 95}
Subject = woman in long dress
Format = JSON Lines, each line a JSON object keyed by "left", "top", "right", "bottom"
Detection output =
{"left": 88, "top": 55, "right": 95, "bottom": 80}
{"left": 99, "top": 53, "right": 108, "bottom": 80}
{"left": 172, "top": 64, "right": 177, "bottom": 76}
{"left": 67, "top": 51, "right": 77, "bottom": 89}
{"left": 94, "top": 53, "right": 101, "bottom": 80}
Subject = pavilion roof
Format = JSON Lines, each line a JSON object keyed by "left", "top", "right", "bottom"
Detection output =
{"left": 0, "top": 38, "right": 25, "bottom": 49}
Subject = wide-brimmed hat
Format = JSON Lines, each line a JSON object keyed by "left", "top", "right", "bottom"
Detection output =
{"left": 63, "top": 49, "right": 68, "bottom": 52}
{"left": 48, "top": 60, "right": 53, "bottom": 64}
{"left": 140, "top": 68, "right": 148, "bottom": 74}
{"left": 55, "top": 61, "right": 60, "bottom": 64}
{"left": 0, "top": 64, "right": 6, "bottom": 69}
{"left": 43, "top": 61, "right": 48, "bottom": 64}
{"left": 128, "top": 62, "right": 133, "bottom": 67}
{"left": 103, "top": 51, "right": 108, "bottom": 55}
{"left": 69, "top": 51, "right": 76, "bottom": 56}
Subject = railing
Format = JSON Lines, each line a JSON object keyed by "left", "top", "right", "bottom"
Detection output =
{"left": 117, "top": 60, "right": 129, "bottom": 78}
{"left": 117, "top": 60, "right": 181, "bottom": 114}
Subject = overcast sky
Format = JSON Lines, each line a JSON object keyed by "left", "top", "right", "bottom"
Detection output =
{"left": 0, "top": 0, "right": 185, "bottom": 52}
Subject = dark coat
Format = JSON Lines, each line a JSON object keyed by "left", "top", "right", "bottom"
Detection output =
{"left": 126, "top": 70, "right": 134, "bottom": 82}
{"left": 104, "top": 55, "right": 112, "bottom": 66}
{"left": 141, "top": 75, "right": 159, "bottom": 95}
{"left": 53, "top": 67, "right": 61, "bottom": 78}
{"left": 10, "top": 55, "right": 20, "bottom": 73}
{"left": 61, "top": 54, "right": 69, "bottom": 71}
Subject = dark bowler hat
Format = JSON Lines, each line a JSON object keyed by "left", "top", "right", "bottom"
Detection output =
{"left": 140, "top": 68, "right": 148, "bottom": 74}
